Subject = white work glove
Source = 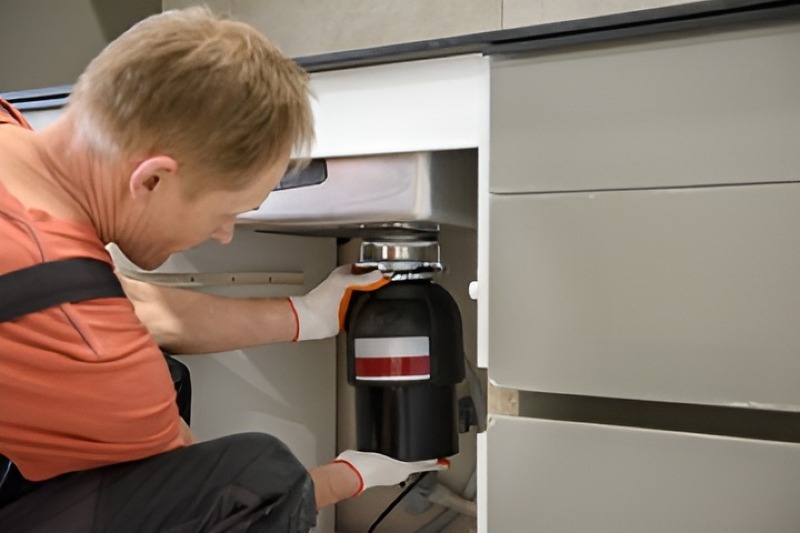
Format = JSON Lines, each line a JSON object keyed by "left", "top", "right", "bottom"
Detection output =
{"left": 333, "top": 450, "right": 450, "bottom": 497}
{"left": 288, "top": 265, "right": 387, "bottom": 341}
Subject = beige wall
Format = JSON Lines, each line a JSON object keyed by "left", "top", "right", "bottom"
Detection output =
{"left": 163, "top": 0, "right": 703, "bottom": 58}
{"left": 0, "top": 0, "right": 161, "bottom": 92}
{"left": 504, "top": 0, "right": 703, "bottom": 28}
{"left": 0, "top": 0, "right": 705, "bottom": 92}
{"left": 163, "top": 0, "right": 501, "bottom": 57}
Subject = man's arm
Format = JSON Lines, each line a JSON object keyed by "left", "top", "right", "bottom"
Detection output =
{"left": 119, "top": 276, "right": 297, "bottom": 354}
{"left": 179, "top": 418, "right": 196, "bottom": 445}
{"left": 119, "top": 265, "right": 387, "bottom": 353}
{"left": 309, "top": 463, "right": 361, "bottom": 509}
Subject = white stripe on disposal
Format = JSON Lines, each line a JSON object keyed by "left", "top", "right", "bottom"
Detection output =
{"left": 357, "top": 374, "right": 428, "bottom": 382}
{"left": 354, "top": 336, "right": 430, "bottom": 358}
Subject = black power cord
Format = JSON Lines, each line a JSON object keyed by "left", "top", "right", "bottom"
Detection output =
{"left": 367, "top": 471, "right": 431, "bottom": 533}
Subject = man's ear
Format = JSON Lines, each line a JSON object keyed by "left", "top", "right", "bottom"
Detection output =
{"left": 129, "top": 155, "right": 179, "bottom": 200}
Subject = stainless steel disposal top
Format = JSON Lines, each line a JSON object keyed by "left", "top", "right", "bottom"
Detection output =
{"left": 236, "top": 149, "right": 477, "bottom": 237}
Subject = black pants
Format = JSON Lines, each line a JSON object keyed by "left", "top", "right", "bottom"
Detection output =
{"left": 0, "top": 433, "right": 317, "bottom": 532}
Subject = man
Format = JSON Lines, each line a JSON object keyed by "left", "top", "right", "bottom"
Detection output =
{"left": 0, "top": 7, "right": 444, "bottom": 532}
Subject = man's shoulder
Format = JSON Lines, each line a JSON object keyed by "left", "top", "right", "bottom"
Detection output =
{"left": 0, "top": 194, "right": 42, "bottom": 275}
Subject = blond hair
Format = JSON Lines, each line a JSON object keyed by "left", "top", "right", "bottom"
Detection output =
{"left": 69, "top": 7, "right": 313, "bottom": 193}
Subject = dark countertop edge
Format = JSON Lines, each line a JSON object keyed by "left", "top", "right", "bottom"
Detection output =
{"left": 3, "top": 0, "right": 797, "bottom": 107}
{"left": 293, "top": 0, "right": 798, "bottom": 72}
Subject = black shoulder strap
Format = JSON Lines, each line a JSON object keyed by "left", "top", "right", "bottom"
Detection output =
{"left": 0, "top": 257, "right": 126, "bottom": 503}
{"left": 0, "top": 258, "right": 125, "bottom": 323}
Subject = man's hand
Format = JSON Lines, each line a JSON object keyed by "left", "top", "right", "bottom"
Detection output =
{"left": 288, "top": 265, "right": 387, "bottom": 341}
{"left": 332, "top": 450, "right": 450, "bottom": 496}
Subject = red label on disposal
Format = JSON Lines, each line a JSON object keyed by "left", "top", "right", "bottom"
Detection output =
{"left": 354, "top": 336, "right": 430, "bottom": 381}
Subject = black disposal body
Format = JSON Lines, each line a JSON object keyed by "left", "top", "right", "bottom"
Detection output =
{"left": 346, "top": 280, "right": 465, "bottom": 461}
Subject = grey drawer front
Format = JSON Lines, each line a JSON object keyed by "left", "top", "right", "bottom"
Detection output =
{"left": 487, "top": 416, "right": 800, "bottom": 533}
{"left": 488, "top": 184, "right": 800, "bottom": 408}
{"left": 490, "top": 21, "right": 800, "bottom": 193}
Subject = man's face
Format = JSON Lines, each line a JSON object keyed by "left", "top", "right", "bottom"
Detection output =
{"left": 124, "top": 149, "right": 290, "bottom": 270}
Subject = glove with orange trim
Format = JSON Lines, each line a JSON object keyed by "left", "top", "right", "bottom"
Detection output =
{"left": 333, "top": 450, "right": 450, "bottom": 496}
{"left": 288, "top": 265, "right": 388, "bottom": 341}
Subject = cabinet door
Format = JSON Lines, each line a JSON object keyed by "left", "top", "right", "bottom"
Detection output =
{"left": 486, "top": 415, "right": 800, "bottom": 533}
{"left": 490, "top": 21, "right": 800, "bottom": 193}
{"left": 488, "top": 183, "right": 800, "bottom": 408}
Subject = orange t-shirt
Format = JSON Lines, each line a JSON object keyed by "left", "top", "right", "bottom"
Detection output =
{"left": 0, "top": 99, "right": 186, "bottom": 481}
